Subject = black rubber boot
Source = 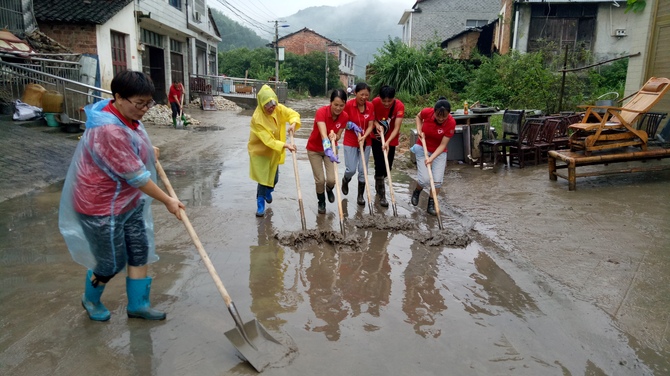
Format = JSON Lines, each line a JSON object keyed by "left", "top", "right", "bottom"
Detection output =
{"left": 317, "top": 192, "right": 326, "bottom": 214}
{"left": 427, "top": 197, "right": 437, "bottom": 216}
{"left": 411, "top": 188, "right": 421, "bottom": 206}
{"left": 376, "top": 177, "right": 388, "bottom": 207}
{"left": 326, "top": 186, "right": 335, "bottom": 203}
{"left": 357, "top": 181, "right": 366, "bottom": 206}
{"left": 342, "top": 176, "right": 351, "bottom": 195}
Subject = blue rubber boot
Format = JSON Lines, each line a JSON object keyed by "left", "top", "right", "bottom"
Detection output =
{"left": 82, "top": 270, "right": 111, "bottom": 321}
{"left": 256, "top": 196, "right": 265, "bottom": 217}
{"left": 265, "top": 187, "right": 274, "bottom": 204}
{"left": 126, "top": 276, "right": 166, "bottom": 320}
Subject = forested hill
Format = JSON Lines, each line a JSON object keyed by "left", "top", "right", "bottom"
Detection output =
{"left": 211, "top": 8, "right": 270, "bottom": 51}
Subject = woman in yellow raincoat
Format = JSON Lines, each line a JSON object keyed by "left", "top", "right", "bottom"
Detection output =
{"left": 248, "top": 85, "right": 301, "bottom": 217}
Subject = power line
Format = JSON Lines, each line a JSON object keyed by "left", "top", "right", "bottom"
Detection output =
{"left": 212, "top": 0, "right": 274, "bottom": 36}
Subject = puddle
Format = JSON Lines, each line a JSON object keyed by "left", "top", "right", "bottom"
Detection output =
{"left": 192, "top": 125, "right": 226, "bottom": 131}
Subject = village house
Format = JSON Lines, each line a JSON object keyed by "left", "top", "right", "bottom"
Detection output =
{"left": 277, "top": 27, "right": 356, "bottom": 89}
{"left": 29, "top": 0, "right": 220, "bottom": 103}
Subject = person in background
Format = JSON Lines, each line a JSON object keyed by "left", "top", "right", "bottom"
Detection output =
{"left": 371, "top": 85, "right": 405, "bottom": 207}
{"left": 410, "top": 97, "right": 456, "bottom": 215}
{"left": 248, "top": 85, "right": 300, "bottom": 217}
{"left": 59, "top": 70, "right": 185, "bottom": 322}
{"left": 342, "top": 82, "right": 374, "bottom": 206}
{"left": 168, "top": 79, "right": 184, "bottom": 127}
{"left": 306, "top": 89, "right": 349, "bottom": 214}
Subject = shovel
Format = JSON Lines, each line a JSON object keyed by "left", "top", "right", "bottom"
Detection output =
{"left": 378, "top": 127, "right": 398, "bottom": 217}
{"left": 420, "top": 135, "right": 444, "bottom": 230}
{"left": 155, "top": 160, "right": 289, "bottom": 372}
{"left": 289, "top": 130, "right": 307, "bottom": 231}
{"left": 329, "top": 131, "right": 346, "bottom": 236}
{"left": 176, "top": 94, "right": 184, "bottom": 129}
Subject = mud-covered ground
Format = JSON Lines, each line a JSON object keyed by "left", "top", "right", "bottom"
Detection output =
{"left": 1, "top": 103, "right": 670, "bottom": 375}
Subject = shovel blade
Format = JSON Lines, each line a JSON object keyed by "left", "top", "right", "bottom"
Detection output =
{"left": 224, "top": 319, "right": 291, "bottom": 372}
{"left": 175, "top": 120, "right": 184, "bottom": 129}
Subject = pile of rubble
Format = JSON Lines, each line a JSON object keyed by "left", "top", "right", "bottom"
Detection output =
{"left": 142, "top": 96, "right": 240, "bottom": 126}
{"left": 189, "top": 96, "right": 242, "bottom": 111}
{"left": 142, "top": 104, "right": 200, "bottom": 126}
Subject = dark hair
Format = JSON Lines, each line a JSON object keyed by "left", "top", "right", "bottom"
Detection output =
{"left": 354, "top": 82, "right": 371, "bottom": 94}
{"left": 379, "top": 85, "right": 396, "bottom": 99}
{"left": 434, "top": 96, "right": 451, "bottom": 116}
{"left": 330, "top": 89, "right": 348, "bottom": 103}
{"left": 111, "top": 70, "right": 155, "bottom": 99}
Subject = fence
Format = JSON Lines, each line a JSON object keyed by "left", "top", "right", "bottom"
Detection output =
{"left": 0, "top": 59, "right": 110, "bottom": 123}
{"left": 189, "top": 73, "right": 288, "bottom": 103}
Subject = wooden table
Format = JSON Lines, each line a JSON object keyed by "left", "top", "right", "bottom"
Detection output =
{"left": 548, "top": 147, "right": 670, "bottom": 190}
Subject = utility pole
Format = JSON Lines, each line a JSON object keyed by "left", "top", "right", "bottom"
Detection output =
{"left": 324, "top": 43, "right": 328, "bottom": 96}
{"left": 270, "top": 20, "right": 288, "bottom": 90}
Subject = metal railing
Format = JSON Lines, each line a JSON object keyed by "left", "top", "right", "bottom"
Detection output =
{"left": 189, "top": 73, "right": 288, "bottom": 102}
{"left": 0, "top": 59, "right": 111, "bottom": 123}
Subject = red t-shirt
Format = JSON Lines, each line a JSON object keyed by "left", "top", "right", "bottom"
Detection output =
{"left": 168, "top": 84, "right": 183, "bottom": 104}
{"left": 306, "top": 105, "right": 349, "bottom": 152}
{"left": 416, "top": 108, "right": 456, "bottom": 154}
{"left": 343, "top": 98, "right": 373, "bottom": 147}
{"left": 372, "top": 97, "right": 405, "bottom": 146}
{"left": 73, "top": 101, "right": 149, "bottom": 215}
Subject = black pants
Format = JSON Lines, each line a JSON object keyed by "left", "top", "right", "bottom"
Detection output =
{"left": 371, "top": 138, "right": 396, "bottom": 178}
{"left": 170, "top": 102, "right": 180, "bottom": 120}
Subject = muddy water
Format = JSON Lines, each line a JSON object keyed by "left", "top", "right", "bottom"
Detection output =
{"left": 1, "top": 107, "right": 668, "bottom": 375}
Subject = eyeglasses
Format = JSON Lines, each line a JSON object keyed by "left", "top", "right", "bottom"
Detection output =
{"left": 125, "top": 98, "right": 156, "bottom": 110}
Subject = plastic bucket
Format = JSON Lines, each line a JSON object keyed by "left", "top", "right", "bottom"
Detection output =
{"left": 42, "top": 91, "right": 64, "bottom": 113}
{"left": 44, "top": 112, "right": 58, "bottom": 127}
{"left": 22, "top": 83, "right": 46, "bottom": 108}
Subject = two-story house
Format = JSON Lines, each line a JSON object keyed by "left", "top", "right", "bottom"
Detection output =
{"left": 32, "top": 0, "right": 220, "bottom": 102}
{"left": 399, "top": 0, "right": 500, "bottom": 48}
{"left": 277, "top": 27, "right": 355, "bottom": 89}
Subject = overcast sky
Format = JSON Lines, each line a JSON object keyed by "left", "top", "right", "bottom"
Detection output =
{"left": 211, "top": 0, "right": 416, "bottom": 39}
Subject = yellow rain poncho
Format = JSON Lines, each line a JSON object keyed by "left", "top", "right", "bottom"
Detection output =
{"left": 248, "top": 85, "right": 301, "bottom": 186}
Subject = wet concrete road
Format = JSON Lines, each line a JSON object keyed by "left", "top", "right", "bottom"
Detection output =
{"left": 1, "top": 107, "right": 669, "bottom": 375}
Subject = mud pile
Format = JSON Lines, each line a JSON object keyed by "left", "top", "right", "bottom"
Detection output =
{"left": 409, "top": 228, "right": 472, "bottom": 248}
{"left": 352, "top": 214, "right": 416, "bottom": 231}
{"left": 275, "top": 229, "right": 361, "bottom": 249}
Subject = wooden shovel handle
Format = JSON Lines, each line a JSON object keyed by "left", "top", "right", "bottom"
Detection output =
{"left": 420, "top": 135, "right": 443, "bottom": 229}
{"left": 155, "top": 160, "right": 233, "bottom": 306}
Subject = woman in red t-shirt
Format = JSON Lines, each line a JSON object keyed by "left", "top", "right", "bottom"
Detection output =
{"left": 371, "top": 85, "right": 404, "bottom": 207}
{"left": 168, "top": 80, "right": 184, "bottom": 127}
{"left": 410, "top": 98, "right": 456, "bottom": 216}
{"left": 306, "top": 89, "right": 349, "bottom": 214}
{"left": 342, "top": 82, "right": 374, "bottom": 206}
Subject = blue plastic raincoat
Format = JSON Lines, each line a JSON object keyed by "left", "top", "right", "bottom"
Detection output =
{"left": 248, "top": 85, "right": 301, "bottom": 186}
{"left": 59, "top": 99, "right": 157, "bottom": 269}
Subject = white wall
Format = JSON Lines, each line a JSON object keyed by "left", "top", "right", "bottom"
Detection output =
{"left": 96, "top": 4, "right": 138, "bottom": 90}
{"left": 593, "top": 4, "right": 632, "bottom": 60}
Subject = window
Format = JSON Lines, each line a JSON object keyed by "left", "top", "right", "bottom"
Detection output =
{"left": 110, "top": 31, "right": 127, "bottom": 77}
{"left": 169, "top": 0, "right": 181, "bottom": 10}
{"left": 466, "top": 19, "right": 488, "bottom": 28}
{"left": 141, "top": 28, "right": 163, "bottom": 47}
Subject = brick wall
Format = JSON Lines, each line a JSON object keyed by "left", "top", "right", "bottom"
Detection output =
{"left": 278, "top": 31, "right": 329, "bottom": 55}
{"left": 39, "top": 23, "right": 98, "bottom": 55}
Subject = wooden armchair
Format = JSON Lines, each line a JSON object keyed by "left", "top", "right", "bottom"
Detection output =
{"left": 569, "top": 77, "right": 670, "bottom": 155}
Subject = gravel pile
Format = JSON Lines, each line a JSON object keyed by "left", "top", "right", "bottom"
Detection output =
{"left": 190, "top": 96, "right": 242, "bottom": 111}
{"left": 142, "top": 104, "right": 200, "bottom": 126}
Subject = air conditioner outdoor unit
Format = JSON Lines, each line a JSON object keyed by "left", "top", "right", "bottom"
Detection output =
{"left": 194, "top": 11, "right": 202, "bottom": 22}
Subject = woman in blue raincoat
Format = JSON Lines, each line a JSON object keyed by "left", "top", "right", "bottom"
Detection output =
{"left": 248, "top": 85, "right": 301, "bottom": 217}
{"left": 59, "top": 71, "right": 184, "bottom": 322}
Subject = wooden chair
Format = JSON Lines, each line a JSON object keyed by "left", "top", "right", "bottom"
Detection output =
{"left": 508, "top": 119, "right": 542, "bottom": 168}
{"left": 479, "top": 109, "right": 525, "bottom": 169}
{"left": 569, "top": 77, "right": 670, "bottom": 155}
{"left": 552, "top": 115, "right": 575, "bottom": 150}
{"left": 636, "top": 112, "right": 667, "bottom": 141}
{"left": 535, "top": 117, "right": 562, "bottom": 163}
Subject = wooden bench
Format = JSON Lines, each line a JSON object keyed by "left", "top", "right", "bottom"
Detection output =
{"left": 548, "top": 147, "right": 670, "bottom": 190}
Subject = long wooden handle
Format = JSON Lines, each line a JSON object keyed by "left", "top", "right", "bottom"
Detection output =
{"left": 155, "top": 160, "right": 233, "bottom": 306}
{"left": 358, "top": 141, "right": 373, "bottom": 214}
{"left": 330, "top": 132, "right": 345, "bottom": 235}
{"left": 378, "top": 129, "right": 397, "bottom": 208}
{"left": 289, "top": 132, "right": 307, "bottom": 231}
{"left": 420, "top": 136, "right": 443, "bottom": 229}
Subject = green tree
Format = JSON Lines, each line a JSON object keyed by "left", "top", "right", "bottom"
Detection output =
{"left": 210, "top": 9, "right": 270, "bottom": 51}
